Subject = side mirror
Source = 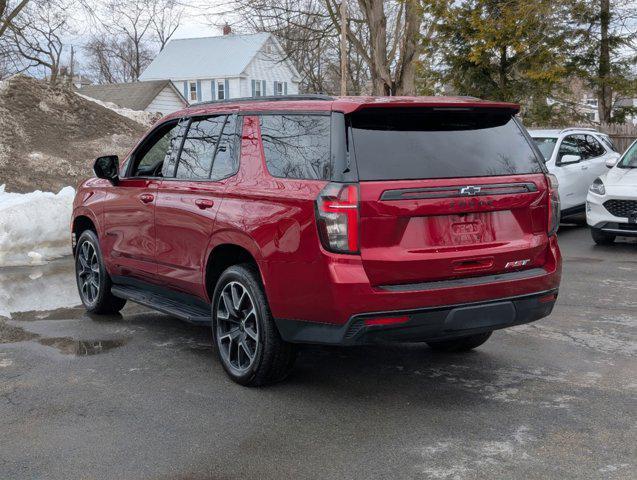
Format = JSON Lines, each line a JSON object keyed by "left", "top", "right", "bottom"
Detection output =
{"left": 559, "top": 154, "right": 581, "bottom": 165}
{"left": 93, "top": 155, "right": 119, "bottom": 185}
{"left": 606, "top": 157, "right": 618, "bottom": 169}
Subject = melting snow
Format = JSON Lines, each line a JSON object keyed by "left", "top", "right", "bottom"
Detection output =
{"left": 76, "top": 92, "right": 158, "bottom": 126}
{"left": 0, "top": 184, "right": 75, "bottom": 267}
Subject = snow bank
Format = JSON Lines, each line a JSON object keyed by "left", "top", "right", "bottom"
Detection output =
{"left": 0, "top": 184, "right": 75, "bottom": 267}
{"left": 76, "top": 92, "right": 159, "bottom": 126}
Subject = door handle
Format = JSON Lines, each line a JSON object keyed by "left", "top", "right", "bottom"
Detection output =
{"left": 581, "top": 165, "right": 589, "bottom": 170}
{"left": 139, "top": 193, "right": 154, "bottom": 204}
{"left": 195, "top": 198, "right": 214, "bottom": 210}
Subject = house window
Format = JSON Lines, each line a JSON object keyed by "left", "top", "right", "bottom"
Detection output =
{"left": 189, "top": 82, "right": 197, "bottom": 101}
{"left": 217, "top": 81, "right": 225, "bottom": 100}
{"left": 275, "top": 81, "right": 284, "bottom": 96}
{"left": 254, "top": 80, "right": 261, "bottom": 97}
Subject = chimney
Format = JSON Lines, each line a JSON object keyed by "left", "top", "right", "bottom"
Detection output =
{"left": 222, "top": 23, "right": 232, "bottom": 35}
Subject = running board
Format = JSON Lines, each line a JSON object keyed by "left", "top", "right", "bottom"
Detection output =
{"left": 111, "top": 284, "right": 211, "bottom": 325}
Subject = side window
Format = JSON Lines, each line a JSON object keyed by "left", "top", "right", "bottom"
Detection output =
{"left": 260, "top": 114, "right": 331, "bottom": 180}
{"left": 175, "top": 116, "right": 225, "bottom": 180}
{"left": 130, "top": 122, "right": 180, "bottom": 177}
{"left": 584, "top": 135, "right": 606, "bottom": 158}
{"left": 211, "top": 114, "right": 239, "bottom": 180}
{"left": 557, "top": 135, "right": 582, "bottom": 163}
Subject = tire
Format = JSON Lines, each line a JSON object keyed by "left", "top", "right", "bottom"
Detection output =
{"left": 591, "top": 227, "right": 615, "bottom": 245}
{"left": 211, "top": 264, "right": 296, "bottom": 387}
{"left": 74, "top": 230, "right": 127, "bottom": 314}
{"left": 426, "top": 332, "right": 492, "bottom": 353}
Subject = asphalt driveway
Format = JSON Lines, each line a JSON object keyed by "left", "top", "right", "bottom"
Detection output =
{"left": 0, "top": 224, "right": 635, "bottom": 479}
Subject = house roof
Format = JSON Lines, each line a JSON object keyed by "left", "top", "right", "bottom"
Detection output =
{"left": 139, "top": 32, "right": 274, "bottom": 81}
{"left": 79, "top": 80, "right": 186, "bottom": 110}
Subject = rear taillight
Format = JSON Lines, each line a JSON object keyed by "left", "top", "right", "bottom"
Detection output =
{"left": 315, "top": 182, "right": 359, "bottom": 254}
{"left": 547, "top": 174, "right": 560, "bottom": 236}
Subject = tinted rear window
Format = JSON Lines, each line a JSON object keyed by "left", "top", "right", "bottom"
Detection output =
{"left": 350, "top": 109, "right": 542, "bottom": 180}
{"left": 260, "top": 114, "right": 331, "bottom": 180}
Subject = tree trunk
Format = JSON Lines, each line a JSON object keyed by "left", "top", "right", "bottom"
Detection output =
{"left": 359, "top": 0, "right": 391, "bottom": 95}
{"left": 394, "top": 0, "right": 420, "bottom": 95}
{"left": 598, "top": 0, "right": 612, "bottom": 123}
{"left": 499, "top": 45, "right": 507, "bottom": 95}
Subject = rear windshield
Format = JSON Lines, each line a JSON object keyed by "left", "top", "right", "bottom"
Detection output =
{"left": 350, "top": 109, "right": 543, "bottom": 180}
{"left": 532, "top": 137, "right": 558, "bottom": 162}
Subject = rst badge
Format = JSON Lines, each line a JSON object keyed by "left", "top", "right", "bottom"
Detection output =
{"left": 505, "top": 259, "right": 530, "bottom": 269}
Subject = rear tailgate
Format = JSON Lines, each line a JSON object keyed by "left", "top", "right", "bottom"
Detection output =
{"left": 350, "top": 107, "right": 549, "bottom": 287}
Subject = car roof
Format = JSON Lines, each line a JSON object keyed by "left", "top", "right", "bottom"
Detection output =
{"left": 528, "top": 129, "right": 561, "bottom": 137}
{"left": 528, "top": 128, "right": 602, "bottom": 138}
{"left": 161, "top": 95, "right": 520, "bottom": 122}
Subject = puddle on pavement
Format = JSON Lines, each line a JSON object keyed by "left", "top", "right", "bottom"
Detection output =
{"left": 0, "top": 319, "right": 38, "bottom": 343}
{"left": 38, "top": 337, "right": 127, "bottom": 356}
{"left": 0, "top": 256, "right": 80, "bottom": 318}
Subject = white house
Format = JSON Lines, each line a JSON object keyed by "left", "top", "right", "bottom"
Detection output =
{"left": 139, "top": 30, "right": 301, "bottom": 103}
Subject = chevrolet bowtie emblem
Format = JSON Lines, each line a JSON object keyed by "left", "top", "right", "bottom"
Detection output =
{"left": 459, "top": 186, "right": 481, "bottom": 196}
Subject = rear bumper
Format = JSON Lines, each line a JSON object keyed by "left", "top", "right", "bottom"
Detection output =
{"left": 275, "top": 289, "right": 558, "bottom": 345}
{"left": 265, "top": 235, "right": 561, "bottom": 327}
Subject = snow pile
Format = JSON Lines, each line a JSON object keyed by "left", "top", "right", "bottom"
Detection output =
{"left": 0, "top": 184, "right": 75, "bottom": 267}
{"left": 76, "top": 92, "right": 160, "bottom": 126}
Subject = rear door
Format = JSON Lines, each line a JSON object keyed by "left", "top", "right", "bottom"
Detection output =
{"left": 155, "top": 113, "right": 240, "bottom": 298}
{"left": 554, "top": 134, "right": 586, "bottom": 210}
{"left": 583, "top": 134, "right": 615, "bottom": 181}
{"left": 349, "top": 107, "right": 549, "bottom": 287}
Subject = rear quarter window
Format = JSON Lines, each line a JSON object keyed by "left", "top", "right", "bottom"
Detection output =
{"left": 350, "top": 108, "right": 543, "bottom": 180}
{"left": 260, "top": 114, "right": 331, "bottom": 180}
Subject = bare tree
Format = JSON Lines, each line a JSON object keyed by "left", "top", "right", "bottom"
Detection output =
{"left": 0, "top": 0, "right": 29, "bottom": 39}
{"left": 83, "top": 0, "right": 184, "bottom": 83}
{"left": 233, "top": 0, "right": 369, "bottom": 95}
{"left": 84, "top": 34, "right": 153, "bottom": 83}
{"left": 326, "top": 0, "right": 441, "bottom": 95}
{"left": 7, "top": 0, "right": 69, "bottom": 82}
{"left": 151, "top": 0, "right": 184, "bottom": 51}
{"left": 232, "top": 0, "right": 441, "bottom": 96}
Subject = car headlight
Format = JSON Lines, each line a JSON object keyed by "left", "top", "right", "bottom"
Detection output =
{"left": 589, "top": 177, "right": 605, "bottom": 195}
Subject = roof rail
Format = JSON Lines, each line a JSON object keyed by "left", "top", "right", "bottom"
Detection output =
{"left": 192, "top": 94, "right": 334, "bottom": 106}
{"left": 559, "top": 127, "right": 598, "bottom": 134}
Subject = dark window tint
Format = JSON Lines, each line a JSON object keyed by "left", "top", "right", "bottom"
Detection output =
{"left": 211, "top": 114, "right": 239, "bottom": 180}
{"left": 260, "top": 114, "right": 331, "bottom": 180}
{"left": 584, "top": 135, "right": 605, "bottom": 158}
{"left": 351, "top": 109, "right": 542, "bottom": 180}
{"left": 558, "top": 134, "right": 604, "bottom": 162}
{"left": 131, "top": 122, "right": 180, "bottom": 177}
{"left": 176, "top": 116, "right": 225, "bottom": 179}
{"left": 162, "top": 119, "right": 189, "bottom": 177}
{"left": 558, "top": 135, "right": 581, "bottom": 162}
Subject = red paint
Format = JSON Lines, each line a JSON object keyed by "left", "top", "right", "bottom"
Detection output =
{"left": 73, "top": 96, "right": 561, "bottom": 329}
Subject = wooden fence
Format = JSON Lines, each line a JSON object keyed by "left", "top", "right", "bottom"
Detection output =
{"left": 600, "top": 124, "right": 637, "bottom": 153}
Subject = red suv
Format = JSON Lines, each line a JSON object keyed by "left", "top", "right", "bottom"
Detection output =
{"left": 72, "top": 95, "right": 562, "bottom": 386}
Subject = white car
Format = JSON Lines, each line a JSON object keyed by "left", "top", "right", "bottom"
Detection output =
{"left": 529, "top": 128, "right": 621, "bottom": 216}
{"left": 586, "top": 139, "right": 637, "bottom": 244}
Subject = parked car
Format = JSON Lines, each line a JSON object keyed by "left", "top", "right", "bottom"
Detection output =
{"left": 72, "top": 95, "right": 562, "bottom": 386}
{"left": 528, "top": 128, "right": 621, "bottom": 217}
{"left": 586, "top": 139, "right": 637, "bottom": 244}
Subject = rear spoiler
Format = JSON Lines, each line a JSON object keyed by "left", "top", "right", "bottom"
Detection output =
{"left": 332, "top": 98, "right": 520, "bottom": 115}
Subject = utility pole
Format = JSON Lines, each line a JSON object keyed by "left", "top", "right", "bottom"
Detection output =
{"left": 69, "top": 45, "right": 75, "bottom": 81}
{"left": 340, "top": 0, "right": 347, "bottom": 96}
